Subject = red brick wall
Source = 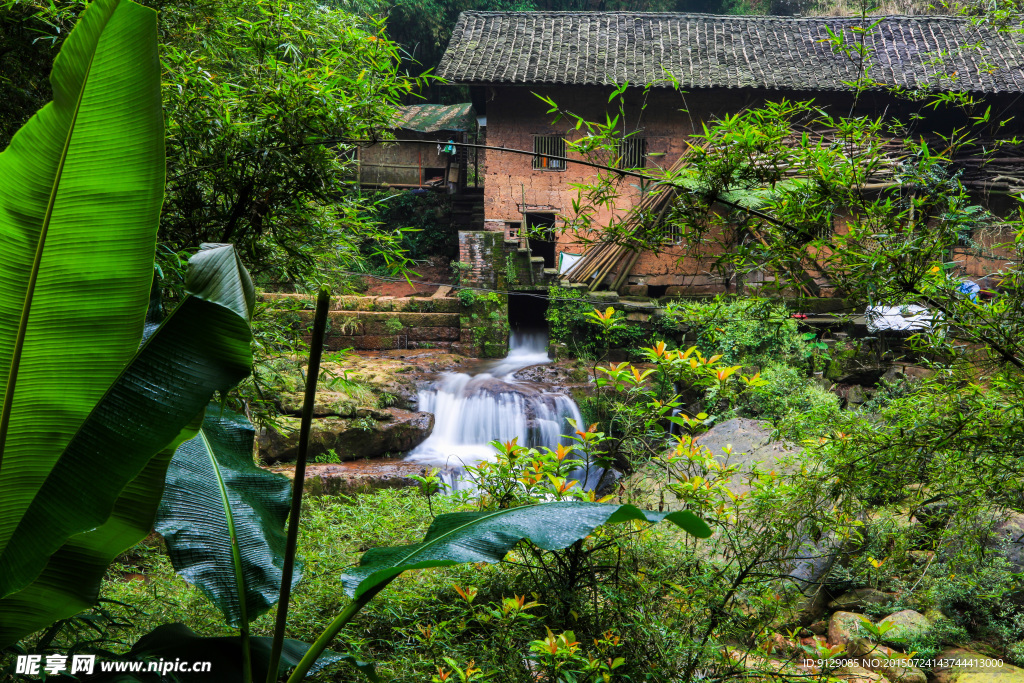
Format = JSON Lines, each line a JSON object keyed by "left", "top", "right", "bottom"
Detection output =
{"left": 481, "top": 85, "right": 1014, "bottom": 289}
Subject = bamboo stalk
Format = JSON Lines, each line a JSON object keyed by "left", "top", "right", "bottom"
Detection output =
{"left": 266, "top": 288, "right": 331, "bottom": 683}
{"left": 611, "top": 251, "right": 642, "bottom": 291}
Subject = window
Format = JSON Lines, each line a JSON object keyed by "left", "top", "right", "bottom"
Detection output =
{"left": 533, "top": 135, "right": 566, "bottom": 170}
{"left": 617, "top": 137, "right": 646, "bottom": 169}
{"left": 667, "top": 222, "right": 683, "bottom": 245}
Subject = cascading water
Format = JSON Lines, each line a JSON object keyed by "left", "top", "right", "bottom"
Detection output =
{"left": 405, "top": 331, "right": 585, "bottom": 485}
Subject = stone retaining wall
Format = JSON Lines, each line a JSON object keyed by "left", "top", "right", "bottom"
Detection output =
{"left": 259, "top": 292, "right": 460, "bottom": 313}
{"left": 259, "top": 292, "right": 506, "bottom": 355}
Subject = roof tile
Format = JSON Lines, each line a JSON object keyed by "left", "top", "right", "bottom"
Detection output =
{"left": 437, "top": 12, "right": 1024, "bottom": 93}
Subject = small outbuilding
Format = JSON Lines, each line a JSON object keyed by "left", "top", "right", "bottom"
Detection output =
{"left": 357, "top": 103, "right": 477, "bottom": 192}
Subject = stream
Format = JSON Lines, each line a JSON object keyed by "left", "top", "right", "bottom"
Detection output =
{"left": 405, "top": 331, "right": 588, "bottom": 487}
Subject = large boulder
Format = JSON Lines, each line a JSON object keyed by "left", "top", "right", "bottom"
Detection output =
{"left": 624, "top": 419, "right": 832, "bottom": 626}
{"left": 782, "top": 532, "right": 847, "bottom": 626}
{"left": 829, "top": 611, "right": 866, "bottom": 647}
{"left": 984, "top": 509, "right": 1024, "bottom": 574}
{"left": 277, "top": 391, "right": 378, "bottom": 418}
{"left": 258, "top": 408, "right": 434, "bottom": 464}
{"left": 829, "top": 588, "right": 897, "bottom": 613}
{"left": 914, "top": 506, "right": 1023, "bottom": 576}
{"left": 877, "top": 610, "right": 930, "bottom": 646}
{"left": 697, "top": 417, "right": 804, "bottom": 494}
{"left": 621, "top": 418, "right": 804, "bottom": 507}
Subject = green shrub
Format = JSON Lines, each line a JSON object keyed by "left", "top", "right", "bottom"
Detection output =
{"left": 665, "top": 297, "right": 806, "bottom": 367}
{"left": 924, "top": 560, "right": 1023, "bottom": 650}
{"left": 743, "top": 363, "right": 840, "bottom": 430}
{"left": 546, "top": 287, "right": 681, "bottom": 359}
{"left": 368, "top": 189, "right": 455, "bottom": 261}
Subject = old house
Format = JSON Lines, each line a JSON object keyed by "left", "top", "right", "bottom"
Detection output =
{"left": 436, "top": 12, "right": 1024, "bottom": 296}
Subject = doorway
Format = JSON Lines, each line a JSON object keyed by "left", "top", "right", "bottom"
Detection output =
{"left": 525, "top": 213, "right": 557, "bottom": 269}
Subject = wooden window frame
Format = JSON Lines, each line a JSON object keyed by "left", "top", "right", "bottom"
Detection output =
{"left": 533, "top": 135, "right": 566, "bottom": 171}
{"left": 616, "top": 136, "right": 647, "bottom": 170}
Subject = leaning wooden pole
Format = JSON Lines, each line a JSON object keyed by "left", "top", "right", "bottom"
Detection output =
{"left": 266, "top": 288, "right": 331, "bottom": 682}
{"left": 611, "top": 250, "right": 643, "bottom": 292}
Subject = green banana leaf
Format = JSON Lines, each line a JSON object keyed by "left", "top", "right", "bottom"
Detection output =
{"left": 78, "top": 623, "right": 376, "bottom": 683}
{"left": 0, "top": 0, "right": 164, "bottom": 528}
{"left": 0, "top": 415, "right": 201, "bottom": 649}
{"left": 0, "top": 243, "right": 255, "bottom": 646}
{"left": 155, "top": 405, "right": 298, "bottom": 628}
{"left": 342, "top": 502, "right": 712, "bottom": 598}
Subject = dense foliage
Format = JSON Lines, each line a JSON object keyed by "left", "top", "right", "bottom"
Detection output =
{"left": 2, "top": 0, "right": 424, "bottom": 288}
{"left": 5, "top": 0, "right": 1024, "bottom": 681}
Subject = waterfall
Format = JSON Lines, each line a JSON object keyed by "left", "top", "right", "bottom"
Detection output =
{"left": 406, "top": 331, "right": 585, "bottom": 482}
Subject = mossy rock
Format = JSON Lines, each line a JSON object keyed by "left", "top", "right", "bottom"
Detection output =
{"left": 394, "top": 312, "right": 460, "bottom": 327}
{"left": 829, "top": 588, "right": 897, "bottom": 612}
{"left": 933, "top": 648, "right": 1023, "bottom": 683}
{"left": 257, "top": 409, "right": 434, "bottom": 464}
{"left": 270, "top": 460, "right": 430, "bottom": 497}
{"left": 829, "top": 611, "right": 866, "bottom": 647}
{"left": 482, "top": 341, "right": 508, "bottom": 358}
{"left": 877, "top": 610, "right": 930, "bottom": 645}
{"left": 277, "top": 391, "right": 359, "bottom": 418}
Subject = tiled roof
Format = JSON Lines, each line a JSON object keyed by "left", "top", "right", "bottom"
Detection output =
{"left": 437, "top": 12, "right": 1024, "bottom": 93}
{"left": 396, "top": 103, "right": 475, "bottom": 132}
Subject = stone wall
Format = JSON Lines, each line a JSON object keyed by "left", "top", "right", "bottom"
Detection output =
{"left": 458, "top": 229, "right": 559, "bottom": 291}
{"left": 458, "top": 231, "right": 499, "bottom": 288}
{"left": 260, "top": 293, "right": 461, "bottom": 351}
{"left": 260, "top": 290, "right": 514, "bottom": 357}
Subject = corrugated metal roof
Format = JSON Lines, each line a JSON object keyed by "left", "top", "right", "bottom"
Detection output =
{"left": 437, "top": 12, "right": 1024, "bottom": 93}
{"left": 396, "top": 103, "right": 475, "bottom": 132}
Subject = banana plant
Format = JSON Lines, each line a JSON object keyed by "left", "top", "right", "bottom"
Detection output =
{"left": 0, "top": 0, "right": 255, "bottom": 648}
{"left": 154, "top": 405, "right": 302, "bottom": 683}
{"left": 157, "top": 406, "right": 296, "bottom": 630}
{"left": 83, "top": 623, "right": 372, "bottom": 683}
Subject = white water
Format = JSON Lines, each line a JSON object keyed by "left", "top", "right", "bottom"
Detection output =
{"left": 405, "top": 331, "right": 584, "bottom": 473}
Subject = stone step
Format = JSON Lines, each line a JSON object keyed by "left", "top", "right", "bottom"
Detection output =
{"left": 259, "top": 293, "right": 460, "bottom": 313}
{"left": 286, "top": 310, "right": 460, "bottom": 330}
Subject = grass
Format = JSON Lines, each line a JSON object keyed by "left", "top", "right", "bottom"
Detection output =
{"left": 43, "top": 318, "right": 1024, "bottom": 681}
{"left": 98, "top": 491, "right": 472, "bottom": 679}
{"left": 93, "top": 489, "right": 712, "bottom": 682}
